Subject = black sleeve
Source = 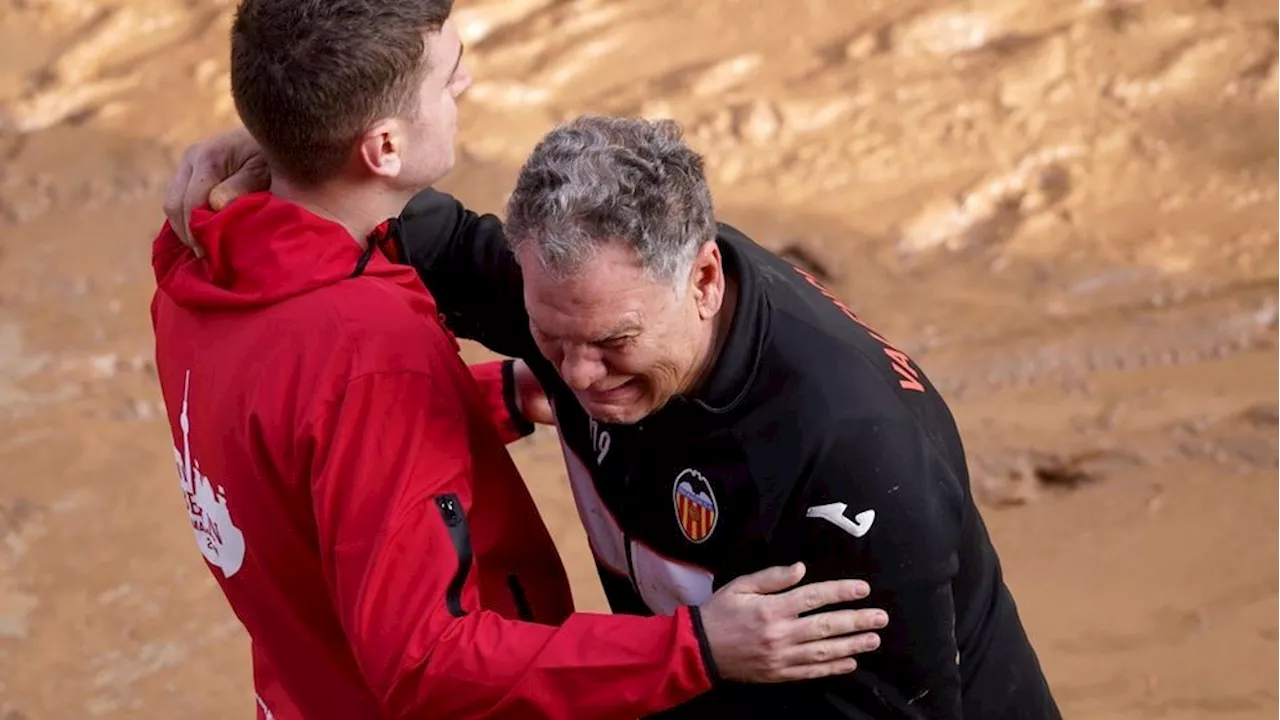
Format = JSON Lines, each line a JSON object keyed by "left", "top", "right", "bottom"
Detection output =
{"left": 794, "top": 416, "right": 964, "bottom": 718}
{"left": 395, "top": 189, "right": 537, "bottom": 360}
{"left": 702, "top": 417, "right": 965, "bottom": 720}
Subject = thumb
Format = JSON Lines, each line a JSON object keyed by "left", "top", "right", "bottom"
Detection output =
{"left": 728, "top": 562, "right": 805, "bottom": 595}
{"left": 209, "top": 157, "right": 269, "bottom": 211}
{"left": 208, "top": 173, "right": 256, "bottom": 211}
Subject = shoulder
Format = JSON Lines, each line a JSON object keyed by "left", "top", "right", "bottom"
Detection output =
{"left": 749, "top": 315, "right": 968, "bottom": 494}
{"left": 282, "top": 277, "right": 472, "bottom": 445}
{"left": 718, "top": 222, "right": 929, "bottom": 415}
{"left": 739, "top": 303, "right": 915, "bottom": 441}
{"left": 718, "top": 227, "right": 969, "bottom": 496}
{"left": 722, "top": 222, "right": 967, "bottom": 462}
{"left": 290, "top": 272, "right": 460, "bottom": 381}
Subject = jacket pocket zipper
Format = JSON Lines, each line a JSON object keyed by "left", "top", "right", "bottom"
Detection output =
{"left": 434, "top": 493, "right": 472, "bottom": 617}
{"left": 507, "top": 573, "right": 534, "bottom": 621}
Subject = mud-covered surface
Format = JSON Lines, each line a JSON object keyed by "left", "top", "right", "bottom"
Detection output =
{"left": 0, "top": 0, "right": 1276, "bottom": 717}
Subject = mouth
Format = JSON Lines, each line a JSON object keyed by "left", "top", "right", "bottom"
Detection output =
{"left": 584, "top": 378, "right": 639, "bottom": 404}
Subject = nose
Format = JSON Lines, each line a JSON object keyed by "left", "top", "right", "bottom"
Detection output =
{"left": 559, "top": 345, "right": 607, "bottom": 391}
{"left": 456, "top": 64, "right": 474, "bottom": 95}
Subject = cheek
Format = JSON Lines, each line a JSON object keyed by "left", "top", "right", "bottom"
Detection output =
{"left": 597, "top": 349, "right": 644, "bottom": 379}
{"left": 416, "top": 95, "right": 449, "bottom": 129}
{"left": 649, "top": 362, "right": 684, "bottom": 393}
{"left": 618, "top": 349, "right": 682, "bottom": 389}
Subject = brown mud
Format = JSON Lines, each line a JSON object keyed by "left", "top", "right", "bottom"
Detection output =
{"left": 0, "top": 0, "right": 1276, "bottom": 717}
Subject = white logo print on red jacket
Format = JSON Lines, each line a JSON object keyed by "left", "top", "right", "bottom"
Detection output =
{"left": 173, "top": 369, "right": 246, "bottom": 578}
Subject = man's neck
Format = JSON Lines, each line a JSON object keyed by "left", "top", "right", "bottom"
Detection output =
{"left": 271, "top": 175, "right": 410, "bottom": 246}
{"left": 684, "top": 271, "right": 740, "bottom": 397}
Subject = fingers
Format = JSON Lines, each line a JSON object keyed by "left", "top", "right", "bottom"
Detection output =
{"left": 162, "top": 128, "right": 270, "bottom": 259}
{"left": 181, "top": 165, "right": 223, "bottom": 253}
{"left": 163, "top": 156, "right": 196, "bottom": 248}
{"left": 725, "top": 562, "right": 805, "bottom": 595}
{"left": 778, "top": 630, "right": 880, "bottom": 676}
{"left": 770, "top": 656, "right": 860, "bottom": 683}
{"left": 788, "top": 607, "right": 888, "bottom": 644}
{"left": 774, "top": 578, "right": 870, "bottom": 616}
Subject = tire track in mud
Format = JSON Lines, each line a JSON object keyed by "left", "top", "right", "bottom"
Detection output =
{"left": 910, "top": 278, "right": 1278, "bottom": 399}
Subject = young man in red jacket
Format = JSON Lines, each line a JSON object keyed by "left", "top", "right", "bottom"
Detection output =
{"left": 150, "top": 1, "right": 888, "bottom": 718}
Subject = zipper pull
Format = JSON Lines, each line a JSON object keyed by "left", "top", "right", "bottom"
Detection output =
{"left": 436, "top": 496, "right": 463, "bottom": 526}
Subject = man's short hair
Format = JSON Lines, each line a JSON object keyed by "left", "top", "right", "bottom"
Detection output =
{"left": 504, "top": 115, "right": 717, "bottom": 285}
{"left": 230, "top": 0, "right": 453, "bottom": 185}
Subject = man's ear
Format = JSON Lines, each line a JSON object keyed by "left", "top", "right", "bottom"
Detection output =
{"left": 690, "top": 240, "right": 724, "bottom": 320}
{"left": 357, "top": 118, "right": 403, "bottom": 179}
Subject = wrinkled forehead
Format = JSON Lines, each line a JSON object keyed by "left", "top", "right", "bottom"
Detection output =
{"left": 519, "top": 245, "right": 670, "bottom": 342}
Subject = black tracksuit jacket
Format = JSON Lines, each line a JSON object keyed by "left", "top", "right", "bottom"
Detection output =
{"left": 391, "top": 189, "right": 1062, "bottom": 719}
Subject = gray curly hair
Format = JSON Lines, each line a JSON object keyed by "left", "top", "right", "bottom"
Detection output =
{"left": 504, "top": 115, "right": 717, "bottom": 286}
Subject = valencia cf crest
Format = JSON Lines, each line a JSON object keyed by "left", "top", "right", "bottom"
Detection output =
{"left": 672, "top": 469, "right": 718, "bottom": 544}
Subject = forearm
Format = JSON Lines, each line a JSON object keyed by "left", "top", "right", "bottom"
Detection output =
{"left": 397, "top": 190, "right": 536, "bottom": 359}
{"left": 379, "top": 606, "right": 713, "bottom": 719}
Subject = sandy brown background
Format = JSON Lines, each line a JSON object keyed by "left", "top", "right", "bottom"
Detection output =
{"left": 0, "top": 0, "right": 1276, "bottom": 717}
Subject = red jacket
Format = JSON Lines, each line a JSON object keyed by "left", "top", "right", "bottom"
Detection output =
{"left": 150, "top": 193, "right": 712, "bottom": 719}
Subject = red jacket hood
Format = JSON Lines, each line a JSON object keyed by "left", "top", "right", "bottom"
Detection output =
{"left": 153, "top": 192, "right": 408, "bottom": 310}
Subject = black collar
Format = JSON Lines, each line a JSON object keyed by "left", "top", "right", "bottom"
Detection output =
{"left": 687, "top": 225, "right": 768, "bottom": 415}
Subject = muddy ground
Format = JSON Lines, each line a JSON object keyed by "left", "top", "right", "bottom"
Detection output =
{"left": 0, "top": 0, "right": 1276, "bottom": 717}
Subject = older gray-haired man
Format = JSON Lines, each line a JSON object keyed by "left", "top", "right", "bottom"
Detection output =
{"left": 167, "top": 114, "right": 1060, "bottom": 719}
{"left": 395, "top": 115, "right": 1060, "bottom": 719}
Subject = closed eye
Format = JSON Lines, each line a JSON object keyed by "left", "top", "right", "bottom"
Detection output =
{"left": 596, "top": 336, "right": 634, "bottom": 350}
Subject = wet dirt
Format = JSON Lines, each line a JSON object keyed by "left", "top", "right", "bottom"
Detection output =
{"left": 0, "top": 0, "right": 1275, "bottom": 717}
